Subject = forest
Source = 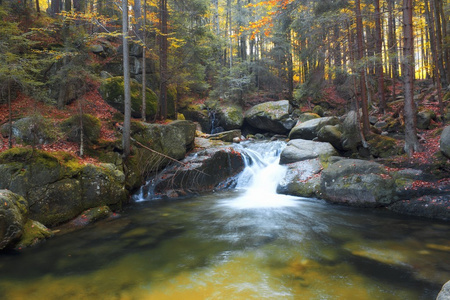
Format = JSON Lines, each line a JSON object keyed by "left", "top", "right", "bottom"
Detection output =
{"left": 1, "top": 0, "right": 450, "bottom": 298}
{"left": 0, "top": 0, "right": 449, "bottom": 154}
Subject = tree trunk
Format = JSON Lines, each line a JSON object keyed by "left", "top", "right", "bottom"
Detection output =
{"left": 159, "top": 0, "right": 168, "bottom": 120}
{"left": 374, "top": 0, "right": 386, "bottom": 113}
{"left": 402, "top": 0, "right": 421, "bottom": 156}
{"left": 388, "top": 0, "right": 398, "bottom": 79}
{"left": 141, "top": 0, "right": 147, "bottom": 122}
{"left": 425, "top": 0, "right": 445, "bottom": 120}
{"left": 8, "top": 81, "right": 12, "bottom": 149}
{"left": 36, "top": 0, "right": 40, "bottom": 14}
{"left": 355, "top": 0, "right": 370, "bottom": 136}
{"left": 134, "top": 0, "right": 142, "bottom": 34}
{"left": 432, "top": 0, "right": 447, "bottom": 86}
{"left": 122, "top": 0, "right": 132, "bottom": 158}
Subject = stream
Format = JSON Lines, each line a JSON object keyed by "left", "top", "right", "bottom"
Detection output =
{"left": 0, "top": 141, "right": 449, "bottom": 299}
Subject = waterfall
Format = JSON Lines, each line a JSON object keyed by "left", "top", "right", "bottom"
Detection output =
{"left": 133, "top": 140, "right": 298, "bottom": 207}
{"left": 221, "top": 140, "right": 299, "bottom": 209}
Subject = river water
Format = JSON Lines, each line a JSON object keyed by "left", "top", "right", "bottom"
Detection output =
{"left": 0, "top": 141, "right": 449, "bottom": 299}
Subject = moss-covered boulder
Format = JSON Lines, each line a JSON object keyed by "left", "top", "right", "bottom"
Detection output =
{"left": 244, "top": 100, "right": 296, "bottom": 134}
{"left": 294, "top": 112, "right": 321, "bottom": 123}
{"left": 60, "top": 114, "right": 102, "bottom": 144}
{"left": 366, "top": 133, "right": 403, "bottom": 158}
{"left": 99, "top": 76, "right": 157, "bottom": 119}
{"left": 15, "top": 220, "right": 53, "bottom": 249}
{"left": 217, "top": 105, "right": 244, "bottom": 130}
{"left": 0, "top": 115, "right": 60, "bottom": 146}
{"left": 0, "top": 190, "right": 28, "bottom": 250}
{"left": 125, "top": 120, "right": 197, "bottom": 190}
{"left": 320, "top": 159, "right": 397, "bottom": 207}
{"left": 317, "top": 125, "right": 343, "bottom": 150}
{"left": 0, "top": 148, "right": 127, "bottom": 226}
{"left": 417, "top": 109, "right": 437, "bottom": 130}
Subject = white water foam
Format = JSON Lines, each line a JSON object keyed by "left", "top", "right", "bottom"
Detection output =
{"left": 221, "top": 141, "right": 299, "bottom": 209}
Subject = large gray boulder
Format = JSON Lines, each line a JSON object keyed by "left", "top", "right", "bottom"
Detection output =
{"left": 440, "top": 126, "right": 450, "bottom": 158}
{"left": 341, "top": 111, "right": 361, "bottom": 151}
{"left": 153, "top": 146, "right": 245, "bottom": 198}
{"left": 437, "top": 280, "right": 450, "bottom": 300}
{"left": 279, "top": 139, "right": 338, "bottom": 164}
{"left": 244, "top": 100, "right": 296, "bottom": 134}
{"left": 288, "top": 116, "right": 339, "bottom": 140}
{"left": 320, "top": 159, "right": 397, "bottom": 207}
{"left": 0, "top": 190, "right": 28, "bottom": 249}
{"left": 277, "top": 158, "right": 323, "bottom": 198}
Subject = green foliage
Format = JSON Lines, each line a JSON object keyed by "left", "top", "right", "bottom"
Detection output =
{"left": 210, "top": 62, "right": 255, "bottom": 104}
{"left": 0, "top": 7, "right": 44, "bottom": 102}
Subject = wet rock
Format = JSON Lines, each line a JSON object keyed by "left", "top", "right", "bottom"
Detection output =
{"left": 437, "top": 280, "right": 450, "bottom": 300}
{"left": 388, "top": 195, "right": 450, "bottom": 221}
{"left": 16, "top": 220, "right": 53, "bottom": 249}
{"left": 279, "top": 139, "right": 337, "bottom": 164}
{"left": 154, "top": 146, "right": 245, "bottom": 197}
{"left": 244, "top": 100, "right": 295, "bottom": 134}
{"left": 277, "top": 158, "right": 323, "bottom": 197}
{"left": 288, "top": 116, "right": 339, "bottom": 140}
{"left": 440, "top": 126, "right": 450, "bottom": 158}
{"left": 0, "top": 190, "right": 28, "bottom": 250}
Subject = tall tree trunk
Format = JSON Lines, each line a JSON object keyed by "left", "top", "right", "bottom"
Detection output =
{"left": 8, "top": 81, "right": 12, "bottom": 149}
{"left": 374, "top": 0, "right": 386, "bottom": 113}
{"left": 355, "top": 0, "right": 370, "bottom": 136}
{"left": 141, "top": 0, "right": 147, "bottom": 122}
{"left": 433, "top": 0, "right": 448, "bottom": 86}
{"left": 36, "top": 0, "right": 40, "bottom": 14}
{"left": 388, "top": 0, "right": 398, "bottom": 79}
{"left": 134, "top": 0, "right": 142, "bottom": 34}
{"left": 425, "top": 0, "right": 445, "bottom": 120}
{"left": 159, "top": 0, "right": 168, "bottom": 120}
{"left": 402, "top": 0, "right": 420, "bottom": 156}
{"left": 122, "top": 0, "right": 132, "bottom": 158}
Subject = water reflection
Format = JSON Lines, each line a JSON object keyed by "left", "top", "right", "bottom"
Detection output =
{"left": 0, "top": 192, "right": 448, "bottom": 300}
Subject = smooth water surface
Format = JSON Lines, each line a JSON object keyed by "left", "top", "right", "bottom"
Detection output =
{"left": 1, "top": 141, "right": 449, "bottom": 299}
{"left": 0, "top": 192, "right": 449, "bottom": 300}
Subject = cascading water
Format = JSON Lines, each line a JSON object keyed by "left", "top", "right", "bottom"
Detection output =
{"left": 221, "top": 140, "right": 299, "bottom": 209}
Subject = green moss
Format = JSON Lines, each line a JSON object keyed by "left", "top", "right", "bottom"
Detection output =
{"left": 99, "top": 76, "right": 158, "bottom": 119}
{"left": 60, "top": 114, "right": 102, "bottom": 144}
{"left": 16, "top": 220, "right": 54, "bottom": 249}
{"left": 366, "top": 133, "right": 403, "bottom": 158}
